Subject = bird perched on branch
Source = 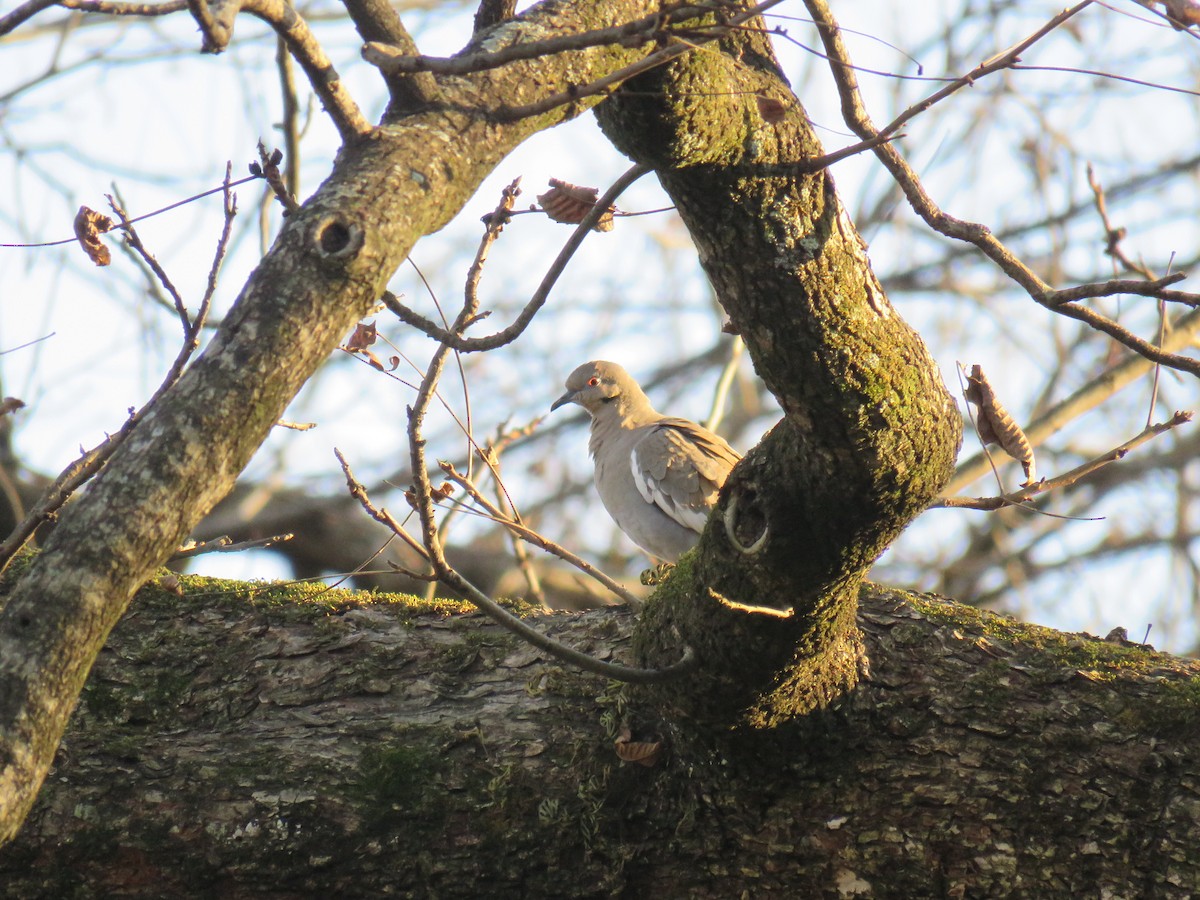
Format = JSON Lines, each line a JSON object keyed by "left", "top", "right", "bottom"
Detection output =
{"left": 551, "top": 360, "right": 741, "bottom": 562}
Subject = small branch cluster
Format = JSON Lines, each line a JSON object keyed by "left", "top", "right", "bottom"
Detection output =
{"left": 0, "top": 168, "right": 239, "bottom": 575}
{"left": 338, "top": 180, "right": 695, "bottom": 683}
{"left": 802, "top": 0, "right": 1200, "bottom": 377}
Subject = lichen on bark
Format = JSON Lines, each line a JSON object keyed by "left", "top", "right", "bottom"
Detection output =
{"left": 597, "top": 17, "right": 962, "bottom": 726}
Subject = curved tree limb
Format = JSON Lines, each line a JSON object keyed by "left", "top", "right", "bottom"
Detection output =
{"left": 0, "top": 0, "right": 665, "bottom": 844}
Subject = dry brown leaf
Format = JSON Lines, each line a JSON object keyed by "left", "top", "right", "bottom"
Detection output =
{"left": 964, "top": 364, "right": 1037, "bottom": 485}
{"left": 0, "top": 397, "right": 25, "bottom": 417}
{"left": 345, "top": 320, "right": 378, "bottom": 352}
{"left": 537, "top": 179, "right": 615, "bottom": 232}
{"left": 1161, "top": 0, "right": 1200, "bottom": 27}
{"left": 73, "top": 206, "right": 114, "bottom": 267}
{"left": 614, "top": 728, "right": 663, "bottom": 767}
{"left": 755, "top": 94, "right": 788, "bottom": 124}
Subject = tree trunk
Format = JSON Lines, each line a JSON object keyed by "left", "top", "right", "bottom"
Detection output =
{"left": 0, "top": 0, "right": 660, "bottom": 842}
{"left": 596, "top": 17, "right": 961, "bottom": 726}
{"left": 2, "top": 573, "right": 1197, "bottom": 898}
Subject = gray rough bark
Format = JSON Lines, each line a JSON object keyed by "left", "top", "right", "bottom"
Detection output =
{"left": 6, "top": 6, "right": 1189, "bottom": 896}
{"left": 595, "top": 19, "right": 961, "bottom": 726}
{"left": 0, "top": 0, "right": 660, "bottom": 841}
{"left": 2, "top": 574, "right": 1197, "bottom": 898}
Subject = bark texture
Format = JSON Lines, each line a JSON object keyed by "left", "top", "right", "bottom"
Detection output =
{"left": 597, "top": 19, "right": 961, "bottom": 725}
{"left": 0, "top": 0, "right": 661, "bottom": 842}
{"left": 2, "top": 573, "right": 1198, "bottom": 898}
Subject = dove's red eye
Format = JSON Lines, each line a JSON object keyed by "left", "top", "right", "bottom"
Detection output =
{"left": 588, "top": 377, "right": 600, "bottom": 386}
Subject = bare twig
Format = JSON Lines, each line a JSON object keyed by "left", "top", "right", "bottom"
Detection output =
{"left": 803, "top": 0, "right": 1200, "bottom": 376}
{"left": 480, "top": 448, "right": 547, "bottom": 607}
{"left": 705, "top": 336, "right": 743, "bottom": 432}
{"left": 440, "top": 462, "right": 643, "bottom": 609}
{"left": 1, "top": 0, "right": 186, "bottom": 36}
{"left": 188, "top": 0, "right": 371, "bottom": 142}
{"left": 383, "top": 163, "right": 652, "bottom": 350}
{"left": 274, "top": 43, "right": 302, "bottom": 201}
{"left": 108, "top": 192, "right": 191, "bottom": 337}
{"left": 935, "top": 412, "right": 1193, "bottom": 511}
{"left": 0, "top": 171, "right": 238, "bottom": 574}
{"left": 171, "top": 533, "right": 293, "bottom": 559}
{"left": 946, "top": 307, "right": 1200, "bottom": 494}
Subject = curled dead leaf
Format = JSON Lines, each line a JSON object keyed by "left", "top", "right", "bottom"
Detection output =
{"left": 537, "top": 179, "right": 615, "bottom": 232}
{"left": 73, "top": 206, "right": 114, "bottom": 267}
{"left": 346, "top": 320, "right": 377, "bottom": 351}
{"left": 1161, "top": 0, "right": 1200, "bottom": 27}
{"left": 614, "top": 728, "right": 663, "bottom": 767}
{"left": 964, "top": 364, "right": 1037, "bottom": 485}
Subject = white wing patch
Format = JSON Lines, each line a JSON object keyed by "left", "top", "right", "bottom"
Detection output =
{"left": 630, "top": 425, "right": 725, "bottom": 534}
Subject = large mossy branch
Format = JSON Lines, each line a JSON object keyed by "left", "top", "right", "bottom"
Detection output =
{"left": 0, "top": 0, "right": 662, "bottom": 843}
{"left": 3, "top": 574, "right": 1199, "bottom": 896}
{"left": 597, "top": 20, "right": 961, "bottom": 723}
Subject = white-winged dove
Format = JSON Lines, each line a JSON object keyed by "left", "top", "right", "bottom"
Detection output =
{"left": 551, "top": 360, "right": 741, "bottom": 561}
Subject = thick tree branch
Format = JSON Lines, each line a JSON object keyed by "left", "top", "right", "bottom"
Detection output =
{"left": 188, "top": 0, "right": 371, "bottom": 142}
{"left": 596, "top": 9, "right": 961, "bottom": 726}
{"left": 0, "top": 0, "right": 662, "bottom": 844}
{"left": 4, "top": 580, "right": 1199, "bottom": 895}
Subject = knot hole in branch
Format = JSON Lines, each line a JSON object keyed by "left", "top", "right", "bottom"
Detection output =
{"left": 723, "top": 484, "right": 768, "bottom": 555}
{"left": 311, "top": 216, "right": 365, "bottom": 261}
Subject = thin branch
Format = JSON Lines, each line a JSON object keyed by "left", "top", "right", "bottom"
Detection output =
{"left": 935, "top": 412, "right": 1193, "bottom": 511}
{"left": 0, "top": 174, "right": 260, "bottom": 250}
{"left": 1, "top": 0, "right": 186, "bottom": 35}
{"left": 946, "top": 307, "right": 1200, "bottom": 493}
{"left": 187, "top": 0, "right": 371, "bottom": 142}
{"left": 107, "top": 192, "right": 191, "bottom": 338}
{"left": 383, "top": 163, "right": 652, "bottom": 350}
{"left": 274, "top": 38, "right": 301, "bottom": 201}
{"left": 0, "top": 172, "right": 238, "bottom": 574}
{"left": 803, "top": 0, "right": 1200, "bottom": 376}
{"left": 171, "top": 533, "right": 293, "bottom": 559}
{"left": 478, "top": 448, "right": 547, "bottom": 608}
{"left": 341, "top": 451, "right": 688, "bottom": 682}
{"left": 705, "top": 335, "right": 743, "bottom": 432}
{"left": 440, "top": 462, "right": 643, "bottom": 609}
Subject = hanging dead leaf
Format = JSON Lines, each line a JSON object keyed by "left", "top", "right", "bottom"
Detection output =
{"left": 614, "top": 727, "right": 663, "bottom": 767}
{"left": 1161, "top": 0, "right": 1200, "bottom": 27}
{"left": 755, "top": 94, "right": 788, "bottom": 124}
{"left": 431, "top": 482, "right": 455, "bottom": 502}
{"left": 73, "top": 206, "right": 114, "bottom": 267}
{"left": 359, "top": 350, "right": 400, "bottom": 372}
{"left": 537, "top": 179, "right": 615, "bottom": 232}
{"left": 345, "top": 320, "right": 378, "bottom": 352}
{"left": 964, "top": 364, "right": 1037, "bottom": 485}
{"left": 0, "top": 397, "right": 24, "bottom": 417}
